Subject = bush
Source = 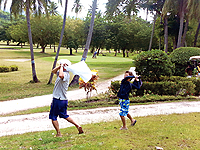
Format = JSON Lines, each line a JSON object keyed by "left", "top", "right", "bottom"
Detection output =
{"left": 10, "top": 65, "right": 18, "bottom": 71}
{"left": 110, "top": 76, "right": 197, "bottom": 97}
{"left": 0, "top": 66, "right": 10, "bottom": 72}
{"left": 110, "top": 81, "right": 121, "bottom": 95}
{"left": 134, "top": 49, "right": 175, "bottom": 81}
{"left": 170, "top": 47, "right": 200, "bottom": 76}
{"left": 0, "top": 65, "right": 18, "bottom": 73}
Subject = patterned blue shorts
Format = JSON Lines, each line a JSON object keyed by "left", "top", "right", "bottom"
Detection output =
{"left": 119, "top": 99, "right": 130, "bottom": 116}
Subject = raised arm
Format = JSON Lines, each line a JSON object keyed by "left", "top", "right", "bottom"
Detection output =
{"left": 131, "top": 77, "right": 142, "bottom": 89}
{"left": 52, "top": 65, "right": 61, "bottom": 74}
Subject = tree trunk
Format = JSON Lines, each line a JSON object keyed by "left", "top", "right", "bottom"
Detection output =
{"left": 114, "top": 50, "right": 117, "bottom": 56}
{"left": 26, "top": 0, "right": 39, "bottom": 83}
{"left": 149, "top": 13, "right": 157, "bottom": 51}
{"left": 41, "top": 46, "right": 45, "bottom": 53}
{"left": 181, "top": 19, "right": 189, "bottom": 47}
{"left": 126, "top": 50, "right": 129, "bottom": 57}
{"left": 122, "top": 48, "right": 125, "bottom": 57}
{"left": 48, "top": 0, "right": 68, "bottom": 84}
{"left": 70, "top": 48, "right": 73, "bottom": 55}
{"left": 193, "top": 20, "right": 200, "bottom": 47}
{"left": 70, "top": 0, "right": 97, "bottom": 87}
{"left": 164, "top": 17, "right": 168, "bottom": 53}
{"left": 177, "top": 0, "right": 184, "bottom": 48}
{"left": 81, "top": 0, "right": 97, "bottom": 61}
{"left": 54, "top": 44, "right": 56, "bottom": 52}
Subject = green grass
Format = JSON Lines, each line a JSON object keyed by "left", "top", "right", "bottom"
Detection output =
{"left": 1, "top": 112, "right": 200, "bottom": 149}
{"left": 0, "top": 46, "right": 134, "bottom": 101}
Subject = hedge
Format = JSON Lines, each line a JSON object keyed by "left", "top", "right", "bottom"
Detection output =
{"left": 110, "top": 76, "right": 200, "bottom": 97}
{"left": 0, "top": 65, "right": 18, "bottom": 73}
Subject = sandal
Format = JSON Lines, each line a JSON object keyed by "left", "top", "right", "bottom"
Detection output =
{"left": 131, "top": 120, "right": 137, "bottom": 126}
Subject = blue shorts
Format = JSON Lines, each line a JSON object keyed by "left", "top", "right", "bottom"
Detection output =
{"left": 49, "top": 98, "right": 69, "bottom": 121}
{"left": 119, "top": 99, "right": 130, "bottom": 116}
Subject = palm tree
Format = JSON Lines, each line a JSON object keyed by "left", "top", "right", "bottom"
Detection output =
{"left": 10, "top": 0, "right": 48, "bottom": 82}
{"left": 187, "top": 0, "right": 200, "bottom": 47}
{"left": 48, "top": 0, "right": 68, "bottom": 84}
{"left": 81, "top": 0, "right": 97, "bottom": 61}
{"left": 71, "top": 0, "right": 82, "bottom": 18}
{"left": 69, "top": 0, "right": 97, "bottom": 87}
{"left": 48, "top": 2, "right": 59, "bottom": 16}
{"left": 148, "top": 12, "right": 157, "bottom": 51}
{"left": 162, "top": 0, "right": 189, "bottom": 48}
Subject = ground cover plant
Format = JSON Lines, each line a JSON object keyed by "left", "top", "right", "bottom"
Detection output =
{"left": 0, "top": 44, "right": 133, "bottom": 101}
{"left": 0, "top": 112, "right": 200, "bottom": 149}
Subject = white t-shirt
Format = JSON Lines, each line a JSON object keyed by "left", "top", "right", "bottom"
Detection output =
{"left": 52, "top": 71, "right": 70, "bottom": 100}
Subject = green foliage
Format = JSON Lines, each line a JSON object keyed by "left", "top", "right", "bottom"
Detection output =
{"left": 10, "top": 65, "right": 18, "bottom": 71}
{"left": 134, "top": 49, "right": 175, "bottom": 80}
{"left": 170, "top": 47, "right": 200, "bottom": 76}
{"left": 7, "top": 22, "right": 28, "bottom": 44}
{"left": 63, "top": 17, "right": 85, "bottom": 53}
{"left": 31, "top": 15, "right": 62, "bottom": 52}
{"left": 139, "top": 81, "right": 195, "bottom": 96}
{"left": 0, "top": 66, "right": 10, "bottom": 72}
{"left": 0, "top": 65, "right": 18, "bottom": 72}
{"left": 110, "top": 76, "right": 199, "bottom": 97}
{"left": 110, "top": 81, "right": 120, "bottom": 95}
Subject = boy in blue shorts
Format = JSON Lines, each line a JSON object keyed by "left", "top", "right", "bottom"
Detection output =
{"left": 117, "top": 71, "right": 142, "bottom": 130}
{"left": 49, "top": 59, "right": 83, "bottom": 137}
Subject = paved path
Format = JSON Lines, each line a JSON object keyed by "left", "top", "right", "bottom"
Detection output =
{"left": 1, "top": 101, "right": 200, "bottom": 137}
{"left": 1, "top": 74, "right": 200, "bottom": 137}
{"left": 0, "top": 74, "right": 124, "bottom": 115}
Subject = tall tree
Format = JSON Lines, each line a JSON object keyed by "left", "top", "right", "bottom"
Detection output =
{"left": 162, "top": 0, "right": 188, "bottom": 48}
{"left": 48, "top": 0, "right": 68, "bottom": 84}
{"left": 48, "top": 2, "right": 59, "bottom": 16}
{"left": 10, "top": 0, "right": 48, "bottom": 82}
{"left": 69, "top": 0, "right": 97, "bottom": 87}
{"left": 71, "top": 0, "right": 82, "bottom": 18}
{"left": 187, "top": 0, "right": 200, "bottom": 47}
{"left": 149, "top": 13, "right": 157, "bottom": 51}
{"left": 81, "top": 0, "right": 97, "bottom": 61}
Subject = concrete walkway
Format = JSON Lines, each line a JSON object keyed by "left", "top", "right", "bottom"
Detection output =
{"left": 1, "top": 74, "right": 200, "bottom": 137}
{"left": 0, "top": 74, "right": 124, "bottom": 115}
{"left": 1, "top": 101, "right": 200, "bottom": 137}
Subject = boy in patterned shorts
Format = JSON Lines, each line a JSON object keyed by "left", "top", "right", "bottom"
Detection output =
{"left": 117, "top": 71, "right": 142, "bottom": 130}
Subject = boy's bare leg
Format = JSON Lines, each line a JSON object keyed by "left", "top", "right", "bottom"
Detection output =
{"left": 65, "top": 117, "right": 84, "bottom": 134}
{"left": 52, "top": 120, "right": 62, "bottom": 137}
{"left": 120, "top": 116, "right": 127, "bottom": 130}
{"left": 127, "top": 113, "right": 134, "bottom": 124}
{"left": 127, "top": 113, "right": 137, "bottom": 126}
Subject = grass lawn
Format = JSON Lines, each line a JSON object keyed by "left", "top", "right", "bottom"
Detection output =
{"left": 0, "top": 45, "right": 134, "bottom": 101}
{"left": 0, "top": 112, "right": 200, "bottom": 149}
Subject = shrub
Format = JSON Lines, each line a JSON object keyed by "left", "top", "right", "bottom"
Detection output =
{"left": 170, "top": 47, "right": 200, "bottom": 76}
{"left": 0, "top": 66, "right": 10, "bottom": 72}
{"left": 110, "top": 81, "right": 121, "bottom": 95}
{"left": 134, "top": 49, "right": 175, "bottom": 81}
{"left": 0, "top": 65, "right": 18, "bottom": 73}
{"left": 110, "top": 77, "right": 197, "bottom": 97}
{"left": 10, "top": 65, "right": 18, "bottom": 71}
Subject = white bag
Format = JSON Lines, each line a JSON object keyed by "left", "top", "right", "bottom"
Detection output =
{"left": 64, "top": 61, "right": 93, "bottom": 83}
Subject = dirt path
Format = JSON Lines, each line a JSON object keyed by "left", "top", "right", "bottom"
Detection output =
{"left": 1, "top": 101, "right": 200, "bottom": 137}
{"left": 1, "top": 74, "right": 200, "bottom": 137}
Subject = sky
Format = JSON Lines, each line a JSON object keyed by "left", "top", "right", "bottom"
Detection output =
{"left": 2, "top": 0, "right": 153, "bottom": 21}
{"left": 54, "top": 0, "right": 153, "bottom": 21}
